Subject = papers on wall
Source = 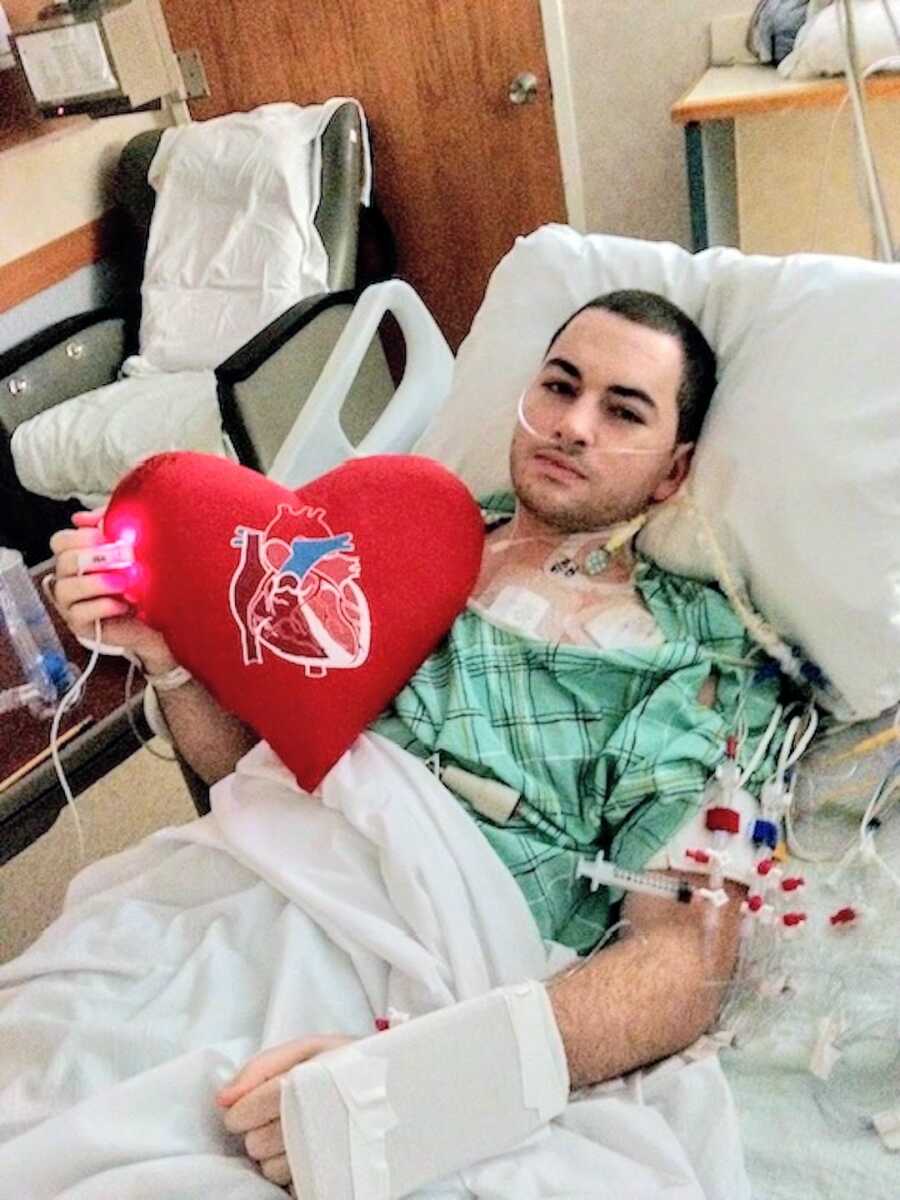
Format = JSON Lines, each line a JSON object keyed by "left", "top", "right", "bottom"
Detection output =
{"left": 15, "top": 23, "right": 118, "bottom": 104}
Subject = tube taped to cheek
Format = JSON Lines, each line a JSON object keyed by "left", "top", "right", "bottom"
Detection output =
{"left": 279, "top": 981, "right": 570, "bottom": 1200}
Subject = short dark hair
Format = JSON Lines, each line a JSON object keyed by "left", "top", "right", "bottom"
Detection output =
{"left": 547, "top": 290, "right": 717, "bottom": 444}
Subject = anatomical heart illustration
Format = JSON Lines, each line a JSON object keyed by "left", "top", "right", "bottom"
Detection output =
{"left": 228, "top": 503, "right": 371, "bottom": 677}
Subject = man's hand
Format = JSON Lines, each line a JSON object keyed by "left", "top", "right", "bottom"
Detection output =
{"left": 49, "top": 509, "right": 176, "bottom": 674}
{"left": 217, "top": 1036, "right": 355, "bottom": 1187}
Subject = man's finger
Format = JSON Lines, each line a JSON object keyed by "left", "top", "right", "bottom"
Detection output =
{"left": 260, "top": 1154, "right": 291, "bottom": 1186}
{"left": 244, "top": 1118, "right": 285, "bottom": 1162}
{"left": 222, "top": 1078, "right": 280, "bottom": 1135}
{"left": 50, "top": 527, "right": 104, "bottom": 558}
{"left": 54, "top": 569, "right": 130, "bottom": 602}
{"left": 217, "top": 1037, "right": 332, "bottom": 1108}
{"left": 71, "top": 509, "right": 105, "bottom": 528}
{"left": 61, "top": 597, "right": 133, "bottom": 635}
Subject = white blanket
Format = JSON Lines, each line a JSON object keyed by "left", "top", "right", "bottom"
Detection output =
{"left": 0, "top": 734, "right": 750, "bottom": 1199}
{"left": 11, "top": 357, "right": 225, "bottom": 506}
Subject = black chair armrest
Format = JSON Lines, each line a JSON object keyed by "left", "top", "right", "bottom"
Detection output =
{"left": 216, "top": 290, "right": 361, "bottom": 472}
{"left": 0, "top": 308, "right": 126, "bottom": 436}
{"left": 0, "top": 307, "right": 120, "bottom": 379}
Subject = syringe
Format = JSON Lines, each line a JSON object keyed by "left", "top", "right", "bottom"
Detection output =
{"left": 576, "top": 850, "right": 728, "bottom": 908}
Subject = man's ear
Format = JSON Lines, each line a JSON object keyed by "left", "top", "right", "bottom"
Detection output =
{"left": 650, "top": 442, "right": 693, "bottom": 505}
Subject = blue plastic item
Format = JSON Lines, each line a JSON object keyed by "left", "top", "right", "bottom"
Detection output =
{"left": 0, "top": 547, "right": 77, "bottom": 713}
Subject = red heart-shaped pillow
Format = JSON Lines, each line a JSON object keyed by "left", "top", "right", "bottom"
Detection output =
{"left": 105, "top": 452, "right": 484, "bottom": 790}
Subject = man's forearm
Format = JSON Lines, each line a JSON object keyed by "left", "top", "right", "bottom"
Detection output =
{"left": 156, "top": 678, "right": 258, "bottom": 786}
{"left": 547, "top": 878, "right": 744, "bottom": 1090}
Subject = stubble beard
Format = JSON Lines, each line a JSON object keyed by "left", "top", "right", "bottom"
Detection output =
{"left": 511, "top": 446, "right": 652, "bottom": 534}
{"left": 514, "top": 477, "right": 648, "bottom": 533}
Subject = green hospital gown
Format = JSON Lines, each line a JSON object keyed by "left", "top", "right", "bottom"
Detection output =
{"left": 371, "top": 494, "right": 789, "bottom": 953}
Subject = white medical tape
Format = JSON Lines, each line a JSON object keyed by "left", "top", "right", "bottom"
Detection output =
{"left": 872, "top": 1106, "right": 900, "bottom": 1152}
{"left": 682, "top": 1028, "right": 737, "bottom": 1063}
{"left": 317, "top": 1048, "right": 398, "bottom": 1200}
{"left": 441, "top": 763, "right": 520, "bottom": 825}
{"left": 502, "top": 982, "right": 570, "bottom": 1123}
{"left": 808, "top": 1014, "right": 846, "bottom": 1081}
{"left": 487, "top": 585, "right": 550, "bottom": 634}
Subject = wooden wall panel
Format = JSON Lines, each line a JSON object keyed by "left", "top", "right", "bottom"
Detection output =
{"left": 161, "top": 0, "right": 565, "bottom": 347}
{"left": 0, "top": 218, "right": 110, "bottom": 313}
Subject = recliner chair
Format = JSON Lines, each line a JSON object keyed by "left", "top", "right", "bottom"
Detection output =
{"left": 0, "top": 101, "right": 398, "bottom": 564}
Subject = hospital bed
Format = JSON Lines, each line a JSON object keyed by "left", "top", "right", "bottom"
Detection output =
{"left": 0, "top": 100, "right": 399, "bottom": 566}
{"left": 0, "top": 225, "right": 898, "bottom": 1198}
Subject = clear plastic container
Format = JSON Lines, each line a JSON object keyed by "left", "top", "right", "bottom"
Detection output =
{"left": 0, "top": 547, "right": 77, "bottom": 709}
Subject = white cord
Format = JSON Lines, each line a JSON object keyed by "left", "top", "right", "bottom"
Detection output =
{"left": 683, "top": 488, "right": 814, "bottom": 691}
{"left": 791, "top": 752, "right": 900, "bottom": 869}
{"left": 738, "top": 703, "right": 784, "bottom": 787}
{"left": 812, "top": 55, "right": 900, "bottom": 251}
{"left": 858, "top": 756, "right": 900, "bottom": 889}
{"left": 880, "top": 0, "right": 900, "bottom": 52}
{"left": 124, "top": 658, "right": 177, "bottom": 762}
{"left": 49, "top": 620, "right": 106, "bottom": 861}
{"left": 785, "top": 708, "right": 820, "bottom": 773}
{"left": 839, "top": 0, "right": 897, "bottom": 261}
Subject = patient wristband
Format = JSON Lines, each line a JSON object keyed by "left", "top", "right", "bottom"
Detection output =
{"left": 279, "top": 980, "right": 570, "bottom": 1200}
{"left": 144, "top": 663, "right": 194, "bottom": 693}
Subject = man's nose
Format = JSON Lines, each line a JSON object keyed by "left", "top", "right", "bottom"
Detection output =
{"left": 553, "top": 397, "right": 595, "bottom": 447}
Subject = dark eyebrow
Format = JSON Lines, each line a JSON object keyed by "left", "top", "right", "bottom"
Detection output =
{"left": 545, "top": 357, "right": 659, "bottom": 412}
{"left": 608, "top": 384, "right": 658, "bottom": 412}
{"left": 544, "top": 356, "right": 582, "bottom": 381}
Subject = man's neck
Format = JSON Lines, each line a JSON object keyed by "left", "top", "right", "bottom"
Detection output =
{"left": 506, "top": 504, "right": 618, "bottom": 547}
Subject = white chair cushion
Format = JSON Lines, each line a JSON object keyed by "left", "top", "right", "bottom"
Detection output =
{"left": 11, "top": 364, "right": 224, "bottom": 508}
{"left": 413, "top": 225, "right": 900, "bottom": 719}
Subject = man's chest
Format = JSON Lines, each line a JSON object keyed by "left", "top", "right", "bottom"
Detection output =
{"left": 470, "top": 533, "right": 663, "bottom": 650}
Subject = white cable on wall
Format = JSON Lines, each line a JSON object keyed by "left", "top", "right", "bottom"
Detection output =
{"left": 839, "top": 0, "right": 897, "bottom": 261}
{"left": 810, "top": 53, "right": 900, "bottom": 250}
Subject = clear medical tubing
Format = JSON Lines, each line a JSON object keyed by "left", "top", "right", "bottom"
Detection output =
{"left": 516, "top": 392, "right": 672, "bottom": 455}
{"left": 0, "top": 547, "right": 76, "bottom": 703}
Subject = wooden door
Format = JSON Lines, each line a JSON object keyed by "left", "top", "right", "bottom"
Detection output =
{"left": 161, "top": 1, "right": 566, "bottom": 348}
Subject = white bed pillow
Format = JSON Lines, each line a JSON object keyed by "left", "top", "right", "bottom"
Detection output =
{"left": 779, "top": 0, "right": 900, "bottom": 79}
{"left": 412, "top": 225, "right": 900, "bottom": 720}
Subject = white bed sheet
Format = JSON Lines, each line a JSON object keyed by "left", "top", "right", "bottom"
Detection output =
{"left": 0, "top": 733, "right": 750, "bottom": 1200}
{"left": 721, "top": 715, "right": 900, "bottom": 1199}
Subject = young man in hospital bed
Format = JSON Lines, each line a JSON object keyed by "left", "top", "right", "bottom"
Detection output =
{"left": 45, "top": 290, "right": 787, "bottom": 1197}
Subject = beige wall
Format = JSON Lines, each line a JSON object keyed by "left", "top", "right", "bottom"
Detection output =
{"left": 549, "top": 0, "right": 755, "bottom": 246}
{"left": 0, "top": 110, "right": 171, "bottom": 267}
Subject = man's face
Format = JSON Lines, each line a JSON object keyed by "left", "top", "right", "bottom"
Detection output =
{"left": 509, "top": 307, "right": 692, "bottom": 533}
